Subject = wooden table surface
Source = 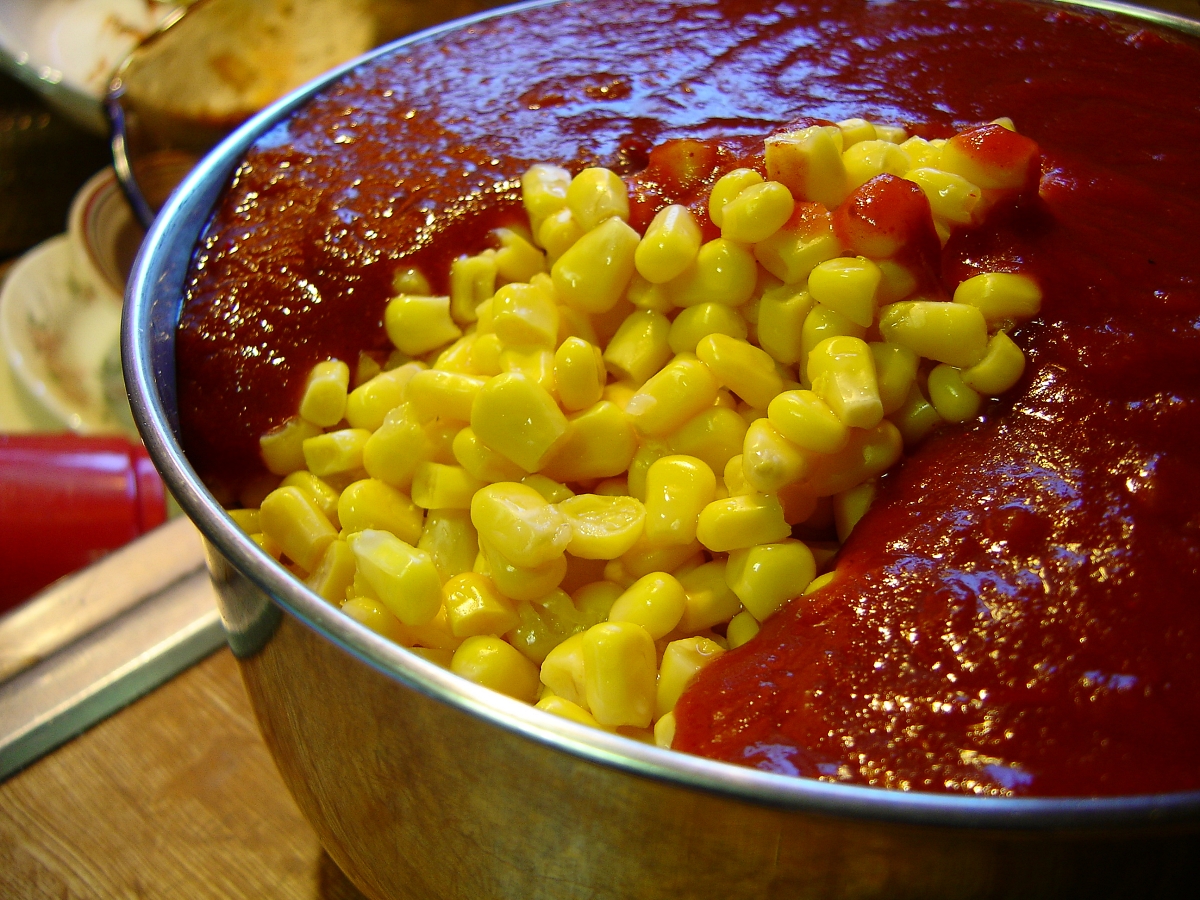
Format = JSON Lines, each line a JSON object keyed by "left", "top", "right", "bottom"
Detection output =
{"left": 0, "top": 648, "right": 367, "bottom": 900}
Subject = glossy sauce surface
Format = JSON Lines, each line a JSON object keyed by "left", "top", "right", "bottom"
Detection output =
{"left": 178, "top": 0, "right": 1200, "bottom": 794}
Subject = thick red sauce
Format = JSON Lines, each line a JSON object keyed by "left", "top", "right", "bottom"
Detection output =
{"left": 178, "top": 0, "right": 1200, "bottom": 794}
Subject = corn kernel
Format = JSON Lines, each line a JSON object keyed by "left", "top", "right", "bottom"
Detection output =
{"left": 656, "top": 636, "right": 726, "bottom": 718}
{"left": 667, "top": 238, "right": 758, "bottom": 308}
{"left": 362, "top": 404, "right": 435, "bottom": 489}
{"left": 410, "top": 462, "right": 485, "bottom": 510}
{"left": 280, "top": 470, "right": 340, "bottom": 523}
{"left": 498, "top": 346, "right": 556, "bottom": 394}
{"left": 551, "top": 216, "right": 640, "bottom": 314}
{"left": 442, "top": 572, "right": 520, "bottom": 637}
{"left": 567, "top": 167, "right": 629, "bottom": 231}
{"left": 754, "top": 201, "right": 842, "bottom": 285}
{"left": 470, "top": 482, "right": 571, "bottom": 568}
{"left": 876, "top": 260, "right": 918, "bottom": 304}
{"left": 481, "top": 540, "right": 569, "bottom": 602}
{"left": 626, "top": 272, "right": 674, "bottom": 314}
{"left": 720, "top": 181, "right": 795, "bottom": 244}
{"left": 696, "top": 493, "right": 790, "bottom": 552}
{"left": 805, "top": 419, "right": 904, "bottom": 497}
{"left": 654, "top": 712, "right": 676, "bottom": 747}
{"left": 635, "top": 204, "right": 702, "bottom": 284}
{"left": 345, "top": 362, "right": 423, "bottom": 431}
{"left": 259, "top": 485, "right": 337, "bottom": 573}
{"left": 471, "top": 373, "right": 569, "bottom": 473}
{"left": 228, "top": 508, "right": 260, "bottom": 533}
{"left": 726, "top": 539, "right": 815, "bottom": 622}
{"left": 834, "top": 480, "right": 875, "bottom": 543}
{"left": 807, "top": 256, "right": 882, "bottom": 328}
{"left": 539, "top": 631, "right": 589, "bottom": 707}
{"left": 643, "top": 455, "right": 716, "bottom": 546}
{"left": 619, "top": 535, "right": 704, "bottom": 582}
{"left": 538, "top": 207, "right": 584, "bottom": 262}
{"left": 394, "top": 605, "right": 464, "bottom": 651}
{"left": 393, "top": 267, "right": 432, "bottom": 296}
{"left": 807, "top": 336, "right": 883, "bottom": 429}
{"left": 800, "top": 304, "right": 867, "bottom": 373}
{"left": 890, "top": 382, "right": 944, "bottom": 447}
{"left": 410, "top": 647, "right": 455, "bottom": 668}
{"left": 666, "top": 304, "right": 745, "bottom": 358}
{"left": 878, "top": 300, "right": 989, "bottom": 368}
{"left": 626, "top": 442, "right": 670, "bottom": 501}
{"left": 603, "top": 309, "right": 672, "bottom": 385}
{"left": 755, "top": 284, "right": 813, "bottom": 365}
{"left": 536, "top": 694, "right": 600, "bottom": 727}
{"left": 952, "top": 272, "right": 1042, "bottom": 326}
{"left": 726, "top": 610, "right": 760, "bottom": 649}
{"left": 837, "top": 117, "right": 877, "bottom": 146}
{"left": 709, "top": 168, "right": 764, "bottom": 227}
{"left": 522, "top": 163, "right": 572, "bottom": 235}
{"left": 337, "top": 477, "right": 424, "bottom": 543}
{"left": 493, "top": 227, "right": 546, "bottom": 284}
{"left": 541, "top": 400, "right": 639, "bottom": 483}
{"left": 572, "top": 580, "right": 622, "bottom": 625}
{"left": 940, "top": 123, "right": 1038, "bottom": 191}
{"left": 557, "top": 493, "right": 646, "bottom": 560}
{"left": 607, "top": 572, "right": 687, "bottom": 640}
{"left": 304, "top": 538, "right": 357, "bottom": 604}
{"left": 723, "top": 454, "right": 750, "bottom": 497}
{"left": 406, "top": 369, "right": 488, "bottom": 424}
{"left": 765, "top": 125, "right": 849, "bottom": 209}
{"left": 741, "top": 418, "right": 809, "bottom": 493}
{"left": 677, "top": 559, "right": 742, "bottom": 632}
{"left": 625, "top": 356, "right": 720, "bottom": 438}
{"left": 520, "top": 474, "right": 575, "bottom": 504}
{"left": 667, "top": 407, "right": 748, "bottom": 475}
{"left": 905, "top": 168, "right": 982, "bottom": 226}
{"left": 347, "top": 529, "right": 441, "bottom": 626}
{"left": 583, "top": 622, "right": 657, "bottom": 728}
{"left": 554, "top": 337, "right": 606, "bottom": 411}
{"left": 302, "top": 428, "right": 371, "bottom": 478}
{"left": 766, "top": 389, "right": 849, "bottom": 455}
{"left": 870, "top": 342, "right": 919, "bottom": 415}
{"left": 342, "top": 595, "right": 407, "bottom": 643}
{"left": 492, "top": 281, "right": 560, "bottom": 348}
{"left": 506, "top": 589, "right": 586, "bottom": 663}
{"left": 448, "top": 253, "right": 496, "bottom": 325}
{"left": 899, "top": 136, "right": 943, "bottom": 170}
{"left": 927, "top": 363, "right": 982, "bottom": 422}
{"left": 385, "top": 294, "right": 462, "bottom": 356}
{"left": 452, "top": 635, "right": 541, "bottom": 702}
{"left": 841, "top": 139, "right": 910, "bottom": 191}
{"left": 962, "top": 331, "right": 1025, "bottom": 396}
{"left": 260, "top": 416, "right": 323, "bottom": 476}
{"left": 418, "top": 509, "right": 478, "bottom": 583}
{"left": 450, "top": 426, "right": 525, "bottom": 483}
{"left": 298, "top": 360, "right": 350, "bottom": 428}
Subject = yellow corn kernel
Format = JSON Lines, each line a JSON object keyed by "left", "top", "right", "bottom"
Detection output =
{"left": 635, "top": 204, "right": 702, "bottom": 284}
{"left": 799, "top": 304, "right": 867, "bottom": 374}
{"left": 755, "top": 284, "right": 813, "bottom": 365}
{"left": 481, "top": 540, "right": 568, "bottom": 602}
{"left": 666, "top": 303, "right": 744, "bottom": 356}
{"left": 260, "top": 416, "right": 322, "bottom": 476}
{"left": 342, "top": 595, "right": 410, "bottom": 643}
{"left": 493, "top": 227, "right": 546, "bottom": 284}
{"left": 720, "top": 181, "right": 795, "bottom": 244}
{"left": 505, "top": 589, "right": 585, "bottom": 663}
{"left": 841, "top": 139, "right": 910, "bottom": 191}
{"left": 693, "top": 333, "right": 783, "bottom": 410}
{"left": 952, "top": 272, "right": 1042, "bottom": 326}
{"left": 723, "top": 454, "right": 750, "bottom": 497}
{"left": 582, "top": 621, "right": 657, "bottom": 728}
{"left": 572, "top": 580, "right": 622, "bottom": 626}
{"left": 837, "top": 117, "right": 876, "bottom": 146}
{"left": 807, "top": 256, "right": 882, "bottom": 329}
{"left": 498, "top": 346, "right": 555, "bottom": 395}
{"left": 298, "top": 360, "right": 350, "bottom": 428}
{"left": 393, "top": 605, "right": 464, "bottom": 652}
{"left": 406, "top": 369, "right": 488, "bottom": 424}
{"left": 471, "top": 482, "right": 571, "bottom": 568}
{"left": 392, "top": 266, "right": 431, "bottom": 296}
{"left": 471, "top": 373, "right": 569, "bottom": 473}
{"left": 567, "top": 166, "right": 629, "bottom": 231}
{"left": 280, "top": 470, "right": 340, "bottom": 523}
{"left": 677, "top": 559, "right": 742, "bottom": 633}
{"left": 696, "top": 493, "right": 790, "bottom": 552}
{"left": 643, "top": 455, "right": 716, "bottom": 546}
{"left": 557, "top": 494, "right": 646, "bottom": 560}
{"left": 417, "top": 509, "right": 478, "bottom": 583}
{"left": 765, "top": 125, "right": 849, "bottom": 209}
{"left": 875, "top": 123, "right": 907, "bottom": 143}
{"left": 345, "top": 362, "right": 423, "bottom": 431}
{"left": 538, "top": 207, "right": 584, "bottom": 262}
{"left": 625, "top": 356, "right": 720, "bottom": 437}
{"left": 899, "top": 136, "right": 943, "bottom": 170}
{"left": 625, "top": 442, "right": 670, "bottom": 501}
{"left": 409, "top": 647, "right": 455, "bottom": 668}
{"left": 539, "top": 631, "right": 588, "bottom": 707}
{"left": 410, "top": 462, "right": 485, "bottom": 511}
{"left": 551, "top": 216, "right": 640, "bottom": 314}
{"left": 805, "top": 419, "right": 904, "bottom": 497}
{"left": 927, "top": 364, "right": 982, "bottom": 423}
{"left": 807, "top": 336, "right": 883, "bottom": 429}
{"left": 347, "top": 528, "right": 441, "bottom": 626}
{"left": 337, "top": 477, "right": 424, "bottom": 544}
{"left": 667, "top": 238, "right": 758, "bottom": 308}
{"left": 741, "top": 418, "right": 809, "bottom": 493}
{"left": 725, "top": 539, "right": 815, "bottom": 622}
{"left": 228, "top": 508, "right": 260, "bottom": 534}
{"left": 878, "top": 300, "right": 989, "bottom": 369}
{"left": 541, "top": 400, "right": 639, "bottom": 483}
{"left": 536, "top": 694, "right": 600, "bottom": 727}
{"left": 877, "top": 259, "right": 919, "bottom": 304}
{"left": 554, "top": 337, "right": 606, "bottom": 411}
{"left": 448, "top": 253, "right": 496, "bottom": 326}
{"left": 766, "top": 389, "right": 849, "bottom": 455}
{"left": 726, "top": 610, "right": 760, "bottom": 649}
{"left": 442, "top": 572, "right": 520, "bottom": 637}
{"left": 603, "top": 309, "right": 672, "bottom": 385}
{"left": 521, "top": 474, "right": 575, "bottom": 504}
{"left": 654, "top": 712, "right": 676, "bottom": 747}
{"left": 890, "top": 382, "right": 944, "bottom": 447}
{"left": 302, "top": 428, "right": 371, "bottom": 478}
{"left": 754, "top": 206, "right": 842, "bottom": 285}
{"left": 870, "top": 342, "right": 919, "bottom": 415}
{"left": 905, "top": 168, "right": 982, "bottom": 226}
{"left": 492, "top": 281, "right": 559, "bottom": 348}
{"left": 385, "top": 294, "right": 462, "bottom": 356}
{"left": 361, "top": 404, "right": 433, "bottom": 489}
{"left": 304, "top": 538, "right": 357, "bottom": 604}
{"left": 667, "top": 406, "right": 748, "bottom": 475}
{"left": 522, "top": 163, "right": 572, "bottom": 236}
{"left": 451, "top": 635, "right": 541, "bottom": 702}
{"left": 450, "top": 426, "right": 524, "bottom": 484}
{"left": 834, "top": 480, "right": 875, "bottom": 543}
{"left": 618, "top": 535, "right": 704, "bottom": 582}
{"left": 656, "top": 636, "right": 726, "bottom": 718}
{"left": 626, "top": 272, "right": 674, "bottom": 314}
{"left": 607, "top": 572, "right": 687, "bottom": 640}
{"left": 593, "top": 478, "right": 629, "bottom": 497}
{"left": 939, "top": 127, "right": 1033, "bottom": 190}
{"left": 466, "top": 332, "right": 504, "bottom": 378}
{"left": 961, "top": 331, "right": 1025, "bottom": 396}
{"left": 709, "top": 168, "right": 765, "bottom": 227}
{"left": 259, "top": 485, "right": 336, "bottom": 573}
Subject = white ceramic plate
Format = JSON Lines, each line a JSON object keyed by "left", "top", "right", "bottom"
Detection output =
{"left": 0, "top": 235, "right": 132, "bottom": 435}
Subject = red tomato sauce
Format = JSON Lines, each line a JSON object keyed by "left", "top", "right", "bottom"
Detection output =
{"left": 178, "top": 0, "right": 1200, "bottom": 794}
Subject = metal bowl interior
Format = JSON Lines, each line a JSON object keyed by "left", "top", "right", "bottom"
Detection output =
{"left": 123, "top": 1, "right": 1200, "bottom": 897}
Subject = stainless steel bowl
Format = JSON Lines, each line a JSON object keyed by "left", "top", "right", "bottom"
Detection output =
{"left": 123, "top": 2, "right": 1200, "bottom": 897}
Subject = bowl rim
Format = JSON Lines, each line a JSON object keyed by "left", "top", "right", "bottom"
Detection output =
{"left": 123, "top": 0, "right": 1200, "bottom": 832}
